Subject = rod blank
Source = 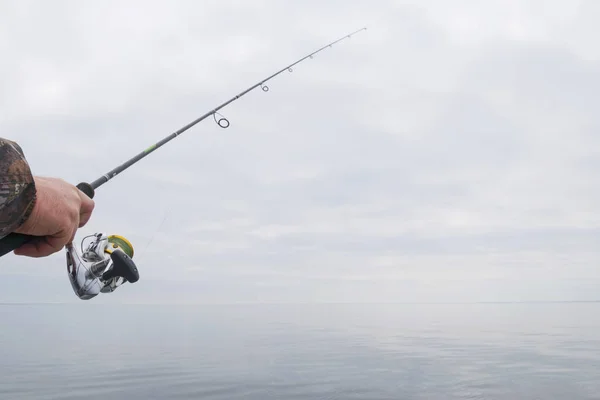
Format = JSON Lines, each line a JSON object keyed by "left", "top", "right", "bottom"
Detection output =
{"left": 88, "top": 27, "right": 367, "bottom": 192}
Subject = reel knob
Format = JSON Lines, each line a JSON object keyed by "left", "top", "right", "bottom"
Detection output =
{"left": 103, "top": 250, "right": 139, "bottom": 283}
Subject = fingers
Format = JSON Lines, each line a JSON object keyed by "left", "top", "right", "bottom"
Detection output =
{"left": 68, "top": 223, "right": 78, "bottom": 245}
{"left": 78, "top": 191, "right": 95, "bottom": 228}
{"left": 13, "top": 236, "right": 63, "bottom": 258}
{"left": 79, "top": 207, "right": 93, "bottom": 227}
{"left": 14, "top": 224, "right": 74, "bottom": 258}
{"left": 79, "top": 190, "right": 95, "bottom": 213}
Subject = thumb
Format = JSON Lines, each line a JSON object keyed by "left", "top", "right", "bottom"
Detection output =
{"left": 78, "top": 192, "right": 95, "bottom": 228}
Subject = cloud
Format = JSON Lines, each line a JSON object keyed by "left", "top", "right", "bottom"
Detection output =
{"left": 0, "top": 0, "right": 598, "bottom": 304}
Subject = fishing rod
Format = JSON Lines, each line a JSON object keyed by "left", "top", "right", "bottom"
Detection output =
{"left": 0, "top": 27, "right": 367, "bottom": 299}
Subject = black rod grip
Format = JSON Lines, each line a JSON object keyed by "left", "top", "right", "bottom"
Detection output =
{"left": 0, "top": 182, "right": 94, "bottom": 258}
{"left": 0, "top": 233, "right": 33, "bottom": 257}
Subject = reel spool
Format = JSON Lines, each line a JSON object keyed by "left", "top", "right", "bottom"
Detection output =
{"left": 105, "top": 235, "right": 134, "bottom": 258}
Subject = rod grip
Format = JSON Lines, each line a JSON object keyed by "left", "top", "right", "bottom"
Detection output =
{"left": 0, "top": 182, "right": 95, "bottom": 258}
{"left": 0, "top": 233, "right": 33, "bottom": 257}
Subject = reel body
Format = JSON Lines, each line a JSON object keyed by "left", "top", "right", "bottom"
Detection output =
{"left": 65, "top": 234, "right": 139, "bottom": 300}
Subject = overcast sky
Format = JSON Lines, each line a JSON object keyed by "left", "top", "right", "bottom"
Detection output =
{"left": 0, "top": 0, "right": 598, "bottom": 304}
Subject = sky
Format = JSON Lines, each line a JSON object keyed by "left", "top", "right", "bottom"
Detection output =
{"left": 0, "top": 0, "right": 598, "bottom": 304}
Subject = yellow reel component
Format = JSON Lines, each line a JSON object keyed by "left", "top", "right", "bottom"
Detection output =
{"left": 104, "top": 235, "right": 134, "bottom": 258}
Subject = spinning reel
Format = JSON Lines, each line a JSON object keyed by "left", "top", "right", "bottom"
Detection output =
{"left": 66, "top": 233, "right": 139, "bottom": 300}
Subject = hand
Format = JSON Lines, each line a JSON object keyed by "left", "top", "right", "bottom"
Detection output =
{"left": 13, "top": 176, "right": 95, "bottom": 257}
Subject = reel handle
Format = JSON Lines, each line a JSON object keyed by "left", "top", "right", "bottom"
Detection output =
{"left": 0, "top": 182, "right": 95, "bottom": 257}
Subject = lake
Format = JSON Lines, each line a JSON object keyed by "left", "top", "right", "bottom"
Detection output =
{"left": 0, "top": 302, "right": 599, "bottom": 399}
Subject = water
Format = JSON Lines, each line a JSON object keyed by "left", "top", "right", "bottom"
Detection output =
{"left": 0, "top": 302, "right": 599, "bottom": 399}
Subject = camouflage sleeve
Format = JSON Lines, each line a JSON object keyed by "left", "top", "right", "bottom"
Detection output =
{"left": 0, "top": 138, "right": 37, "bottom": 239}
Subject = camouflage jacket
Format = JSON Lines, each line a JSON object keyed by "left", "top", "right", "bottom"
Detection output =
{"left": 0, "top": 138, "right": 36, "bottom": 239}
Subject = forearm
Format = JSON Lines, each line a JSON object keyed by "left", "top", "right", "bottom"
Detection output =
{"left": 0, "top": 138, "right": 36, "bottom": 239}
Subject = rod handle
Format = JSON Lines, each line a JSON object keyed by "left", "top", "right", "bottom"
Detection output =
{"left": 0, "top": 233, "right": 33, "bottom": 257}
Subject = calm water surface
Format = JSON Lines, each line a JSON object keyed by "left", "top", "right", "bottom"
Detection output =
{"left": 0, "top": 302, "right": 599, "bottom": 399}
